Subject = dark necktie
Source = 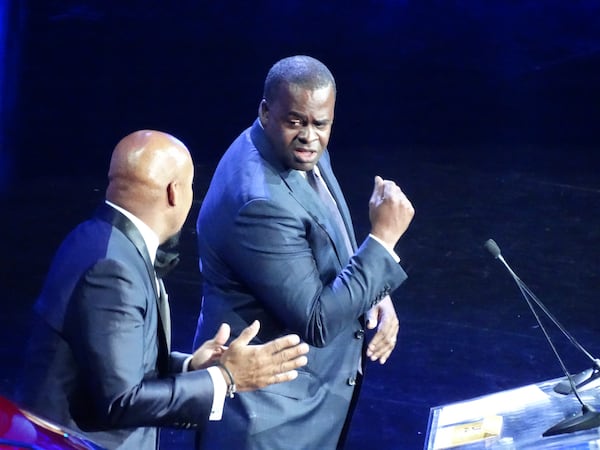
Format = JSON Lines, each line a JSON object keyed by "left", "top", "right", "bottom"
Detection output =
{"left": 306, "top": 169, "right": 353, "bottom": 256}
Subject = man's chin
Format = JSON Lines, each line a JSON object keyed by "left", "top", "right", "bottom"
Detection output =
{"left": 290, "top": 159, "right": 318, "bottom": 172}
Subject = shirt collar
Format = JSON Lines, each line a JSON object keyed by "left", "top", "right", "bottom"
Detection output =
{"left": 105, "top": 200, "right": 160, "bottom": 264}
{"left": 297, "top": 165, "right": 321, "bottom": 179}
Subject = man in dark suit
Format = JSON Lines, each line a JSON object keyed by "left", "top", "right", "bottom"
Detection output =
{"left": 193, "top": 56, "right": 415, "bottom": 449}
{"left": 18, "top": 130, "right": 309, "bottom": 450}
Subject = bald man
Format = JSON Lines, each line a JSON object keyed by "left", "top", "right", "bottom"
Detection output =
{"left": 17, "top": 130, "right": 309, "bottom": 450}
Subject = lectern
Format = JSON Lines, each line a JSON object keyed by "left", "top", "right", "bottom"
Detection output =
{"left": 425, "top": 377, "right": 600, "bottom": 449}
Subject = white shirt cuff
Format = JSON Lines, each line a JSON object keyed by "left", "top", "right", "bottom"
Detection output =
{"left": 183, "top": 357, "right": 227, "bottom": 421}
{"left": 182, "top": 355, "right": 193, "bottom": 372}
{"left": 206, "top": 366, "right": 227, "bottom": 421}
{"left": 368, "top": 234, "right": 400, "bottom": 263}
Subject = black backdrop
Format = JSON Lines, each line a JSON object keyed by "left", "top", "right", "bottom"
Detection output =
{"left": 4, "top": 0, "right": 600, "bottom": 183}
{"left": 2, "top": 3, "right": 600, "bottom": 448}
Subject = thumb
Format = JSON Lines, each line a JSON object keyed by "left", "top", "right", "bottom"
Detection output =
{"left": 370, "top": 176, "right": 384, "bottom": 202}
{"left": 230, "top": 320, "right": 260, "bottom": 347}
{"left": 365, "top": 308, "right": 378, "bottom": 330}
{"left": 213, "top": 323, "right": 231, "bottom": 346}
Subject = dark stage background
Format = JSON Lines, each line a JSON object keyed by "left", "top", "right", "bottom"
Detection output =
{"left": 2, "top": 1, "right": 600, "bottom": 449}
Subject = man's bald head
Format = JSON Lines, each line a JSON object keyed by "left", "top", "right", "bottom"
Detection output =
{"left": 106, "top": 130, "right": 194, "bottom": 243}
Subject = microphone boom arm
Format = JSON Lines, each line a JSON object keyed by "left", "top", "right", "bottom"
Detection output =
{"left": 484, "top": 239, "right": 600, "bottom": 437}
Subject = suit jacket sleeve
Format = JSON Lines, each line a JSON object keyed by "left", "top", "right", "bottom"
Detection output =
{"left": 169, "top": 351, "right": 191, "bottom": 373}
{"left": 64, "top": 258, "right": 213, "bottom": 430}
{"left": 225, "top": 197, "right": 406, "bottom": 347}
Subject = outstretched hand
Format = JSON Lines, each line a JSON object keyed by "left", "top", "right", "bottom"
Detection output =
{"left": 221, "top": 320, "right": 309, "bottom": 391}
{"left": 208, "top": 320, "right": 309, "bottom": 392}
{"left": 189, "top": 323, "right": 231, "bottom": 370}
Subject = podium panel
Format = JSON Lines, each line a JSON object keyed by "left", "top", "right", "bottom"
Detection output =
{"left": 425, "top": 377, "right": 600, "bottom": 449}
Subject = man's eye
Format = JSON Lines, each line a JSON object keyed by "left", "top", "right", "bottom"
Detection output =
{"left": 289, "top": 120, "right": 302, "bottom": 126}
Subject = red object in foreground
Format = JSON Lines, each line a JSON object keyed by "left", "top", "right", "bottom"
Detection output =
{"left": 0, "top": 395, "right": 104, "bottom": 449}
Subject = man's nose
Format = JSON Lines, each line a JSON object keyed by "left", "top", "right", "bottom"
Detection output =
{"left": 298, "top": 125, "right": 317, "bottom": 143}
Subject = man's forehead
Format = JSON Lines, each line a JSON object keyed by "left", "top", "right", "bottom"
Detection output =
{"left": 276, "top": 84, "right": 335, "bottom": 107}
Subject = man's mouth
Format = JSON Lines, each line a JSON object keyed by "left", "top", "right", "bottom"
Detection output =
{"left": 294, "top": 147, "right": 318, "bottom": 160}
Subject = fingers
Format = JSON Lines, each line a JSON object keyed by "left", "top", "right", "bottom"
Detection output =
{"left": 366, "top": 324, "right": 398, "bottom": 364}
{"left": 190, "top": 325, "right": 229, "bottom": 371}
{"left": 370, "top": 175, "right": 385, "bottom": 203}
{"left": 366, "top": 298, "right": 399, "bottom": 364}
{"left": 260, "top": 349, "right": 310, "bottom": 387}
{"left": 373, "top": 176, "right": 412, "bottom": 208}
{"left": 273, "top": 354, "right": 309, "bottom": 376}
{"left": 368, "top": 174, "right": 414, "bottom": 248}
{"left": 224, "top": 332, "right": 309, "bottom": 392}
{"left": 367, "top": 321, "right": 399, "bottom": 363}
{"left": 251, "top": 369, "right": 301, "bottom": 390}
{"left": 275, "top": 342, "right": 309, "bottom": 369}
{"left": 382, "top": 181, "right": 397, "bottom": 201}
{"left": 381, "top": 180, "right": 408, "bottom": 205}
{"left": 372, "top": 176, "right": 399, "bottom": 200}
{"left": 213, "top": 323, "right": 231, "bottom": 347}
{"left": 265, "top": 335, "right": 309, "bottom": 370}
{"left": 230, "top": 320, "right": 260, "bottom": 347}
{"left": 259, "top": 335, "right": 308, "bottom": 384}
{"left": 263, "top": 333, "right": 301, "bottom": 354}
{"left": 269, "top": 370, "right": 299, "bottom": 385}
{"left": 396, "top": 188, "right": 414, "bottom": 215}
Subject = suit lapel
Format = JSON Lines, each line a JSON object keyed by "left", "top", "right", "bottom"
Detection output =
{"left": 96, "top": 204, "right": 156, "bottom": 290}
{"left": 251, "top": 120, "right": 356, "bottom": 264}
{"left": 284, "top": 167, "right": 354, "bottom": 265}
{"left": 95, "top": 204, "right": 170, "bottom": 372}
{"left": 316, "top": 159, "right": 358, "bottom": 250}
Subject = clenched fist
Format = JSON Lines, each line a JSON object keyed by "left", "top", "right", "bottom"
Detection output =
{"left": 369, "top": 175, "right": 415, "bottom": 248}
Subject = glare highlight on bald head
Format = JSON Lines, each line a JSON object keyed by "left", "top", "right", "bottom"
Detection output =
{"left": 107, "top": 130, "right": 191, "bottom": 207}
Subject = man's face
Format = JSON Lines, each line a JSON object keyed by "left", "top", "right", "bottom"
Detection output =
{"left": 259, "top": 83, "right": 335, "bottom": 171}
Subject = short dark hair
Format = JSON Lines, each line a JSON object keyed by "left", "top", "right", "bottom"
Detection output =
{"left": 263, "top": 55, "right": 336, "bottom": 101}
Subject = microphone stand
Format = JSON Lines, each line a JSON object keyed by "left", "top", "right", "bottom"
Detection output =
{"left": 516, "top": 271, "right": 600, "bottom": 395}
{"left": 484, "top": 239, "right": 600, "bottom": 437}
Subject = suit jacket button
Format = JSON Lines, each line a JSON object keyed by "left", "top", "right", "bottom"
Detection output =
{"left": 354, "top": 329, "right": 364, "bottom": 339}
{"left": 347, "top": 376, "right": 356, "bottom": 386}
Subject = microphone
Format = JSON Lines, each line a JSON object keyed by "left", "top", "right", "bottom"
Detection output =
{"left": 484, "top": 238, "right": 600, "bottom": 437}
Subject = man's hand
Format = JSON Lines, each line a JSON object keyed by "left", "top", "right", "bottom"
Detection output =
{"left": 365, "top": 295, "right": 399, "bottom": 364}
{"left": 369, "top": 175, "right": 414, "bottom": 249}
{"left": 189, "top": 323, "right": 230, "bottom": 370}
{"left": 216, "top": 320, "right": 309, "bottom": 392}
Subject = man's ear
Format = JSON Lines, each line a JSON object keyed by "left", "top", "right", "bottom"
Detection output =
{"left": 258, "top": 99, "right": 269, "bottom": 124}
{"left": 167, "top": 181, "right": 177, "bottom": 207}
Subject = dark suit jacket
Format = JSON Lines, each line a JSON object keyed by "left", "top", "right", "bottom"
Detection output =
{"left": 194, "top": 120, "right": 408, "bottom": 449}
{"left": 18, "top": 204, "right": 214, "bottom": 450}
